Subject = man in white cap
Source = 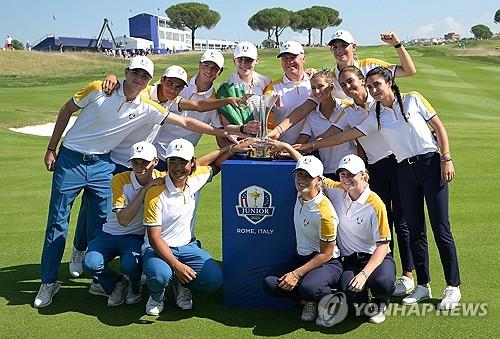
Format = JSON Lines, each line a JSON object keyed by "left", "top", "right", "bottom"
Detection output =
{"left": 83, "top": 141, "right": 165, "bottom": 307}
{"left": 35, "top": 56, "right": 230, "bottom": 308}
{"left": 264, "top": 41, "right": 311, "bottom": 145}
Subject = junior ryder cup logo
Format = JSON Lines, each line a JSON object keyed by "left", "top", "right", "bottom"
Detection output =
{"left": 236, "top": 185, "right": 274, "bottom": 225}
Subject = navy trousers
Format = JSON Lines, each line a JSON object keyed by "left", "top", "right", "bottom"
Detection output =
{"left": 368, "top": 154, "right": 414, "bottom": 273}
{"left": 397, "top": 152, "right": 460, "bottom": 286}
{"left": 263, "top": 253, "right": 343, "bottom": 302}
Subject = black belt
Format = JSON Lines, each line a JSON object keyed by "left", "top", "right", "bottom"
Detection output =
{"left": 62, "top": 146, "right": 110, "bottom": 162}
{"left": 404, "top": 152, "right": 436, "bottom": 165}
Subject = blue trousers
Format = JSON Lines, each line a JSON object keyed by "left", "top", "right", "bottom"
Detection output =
{"left": 368, "top": 154, "right": 414, "bottom": 273}
{"left": 72, "top": 162, "right": 130, "bottom": 251}
{"left": 84, "top": 232, "right": 143, "bottom": 295}
{"left": 262, "top": 253, "right": 343, "bottom": 302}
{"left": 339, "top": 253, "right": 396, "bottom": 306}
{"left": 397, "top": 152, "right": 460, "bottom": 286}
{"left": 143, "top": 241, "right": 222, "bottom": 302}
{"left": 40, "top": 146, "right": 114, "bottom": 283}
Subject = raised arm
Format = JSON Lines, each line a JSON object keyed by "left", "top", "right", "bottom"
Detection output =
{"left": 380, "top": 32, "right": 416, "bottom": 77}
{"left": 44, "top": 99, "right": 81, "bottom": 171}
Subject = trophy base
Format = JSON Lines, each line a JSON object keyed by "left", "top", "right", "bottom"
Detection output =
{"left": 247, "top": 140, "right": 273, "bottom": 160}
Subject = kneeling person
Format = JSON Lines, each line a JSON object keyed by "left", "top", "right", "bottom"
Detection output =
{"left": 142, "top": 138, "right": 252, "bottom": 316}
{"left": 84, "top": 142, "right": 165, "bottom": 306}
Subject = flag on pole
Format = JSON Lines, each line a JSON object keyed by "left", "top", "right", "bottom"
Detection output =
{"left": 52, "top": 14, "right": 56, "bottom": 21}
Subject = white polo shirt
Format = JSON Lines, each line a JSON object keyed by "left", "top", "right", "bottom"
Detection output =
{"left": 356, "top": 92, "right": 438, "bottom": 163}
{"left": 265, "top": 74, "right": 311, "bottom": 144}
{"left": 323, "top": 179, "right": 391, "bottom": 256}
{"left": 153, "top": 77, "right": 222, "bottom": 160}
{"left": 63, "top": 80, "right": 167, "bottom": 154}
{"left": 142, "top": 166, "right": 213, "bottom": 251}
{"left": 226, "top": 71, "right": 271, "bottom": 96}
{"left": 331, "top": 59, "right": 397, "bottom": 100}
{"left": 301, "top": 99, "right": 357, "bottom": 173}
{"left": 294, "top": 192, "right": 340, "bottom": 258}
{"left": 340, "top": 96, "right": 393, "bottom": 164}
{"left": 102, "top": 169, "right": 165, "bottom": 235}
{"left": 110, "top": 86, "right": 161, "bottom": 167}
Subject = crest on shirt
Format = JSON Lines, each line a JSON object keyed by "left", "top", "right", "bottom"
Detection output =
{"left": 356, "top": 217, "right": 364, "bottom": 224}
{"left": 236, "top": 185, "right": 274, "bottom": 225}
{"left": 303, "top": 219, "right": 310, "bottom": 227}
{"left": 129, "top": 113, "right": 137, "bottom": 119}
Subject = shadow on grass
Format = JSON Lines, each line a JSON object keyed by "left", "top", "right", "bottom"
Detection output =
{"left": 0, "top": 262, "right": 366, "bottom": 335}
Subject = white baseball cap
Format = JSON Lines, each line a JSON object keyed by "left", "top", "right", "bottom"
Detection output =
{"left": 200, "top": 49, "right": 224, "bottom": 69}
{"left": 129, "top": 141, "right": 157, "bottom": 162}
{"left": 328, "top": 30, "right": 355, "bottom": 46}
{"left": 165, "top": 138, "right": 195, "bottom": 161}
{"left": 234, "top": 41, "right": 258, "bottom": 60}
{"left": 337, "top": 154, "right": 366, "bottom": 175}
{"left": 277, "top": 41, "right": 304, "bottom": 58}
{"left": 294, "top": 155, "right": 324, "bottom": 178}
{"left": 162, "top": 65, "right": 188, "bottom": 86}
{"left": 128, "top": 56, "right": 154, "bottom": 78}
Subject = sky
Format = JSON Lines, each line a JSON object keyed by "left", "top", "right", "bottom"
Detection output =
{"left": 0, "top": 1, "right": 498, "bottom": 47}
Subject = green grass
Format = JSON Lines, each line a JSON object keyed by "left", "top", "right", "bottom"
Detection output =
{"left": 0, "top": 46, "right": 499, "bottom": 338}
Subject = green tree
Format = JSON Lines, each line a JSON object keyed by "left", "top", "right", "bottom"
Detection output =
{"left": 248, "top": 8, "right": 293, "bottom": 46}
{"left": 12, "top": 39, "right": 24, "bottom": 50}
{"left": 315, "top": 6, "right": 342, "bottom": 46}
{"left": 165, "top": 2, "right": 220, "bottom": 51}
{"left": 291, "top": 8, "right": 320, "bottom": 46}
{"left": 471, "top": 24, "right": 493, "bottom": 40}
{"left": 291, "top": 6, "right": 342, "bottom": 46}
{"left": 494, "top": 9, "right": 500, "bottom": 24}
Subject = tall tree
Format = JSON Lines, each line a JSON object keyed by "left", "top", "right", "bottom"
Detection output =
{"left": 471, "top": 24, "right": 493, "bottom": 40}
{"left": 495, "top": 9, "right": 500, "bottom": 24}
{"left": 312, "top": 6, "right": 342, "bottom": 46}
{"left": 291, "top": 8, "right": 320, "bottom": 46}
{"left": 165, "top": 2, "right": 221, "bottom": 51}
{"left": 248, "top": 8, "right": 293, "bottom": 46}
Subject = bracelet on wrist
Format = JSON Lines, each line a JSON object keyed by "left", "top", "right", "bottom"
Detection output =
{"left": 291, "top": 271, "right": 300, "bottom": 280}
{"left": 360, "top": 270, "right": 368, "bottom": 279}
{"left": 441, "top": 157, "right": 452, "bottom": 162}
{"left": 393, "top": 42, "right": 402, "bottom": 49}
{"left": 47, "top": 147, "right": 56, "bottom": 152}
{"left": 276, "top": 125, "right": 283, "bottom": 134}
{"left": 239, "top": 124, "right": 246, "bottom": 134}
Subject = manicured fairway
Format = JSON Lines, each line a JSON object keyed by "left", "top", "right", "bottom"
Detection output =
{"left": 0, "top": 43, "right": 499, "bottom": 338}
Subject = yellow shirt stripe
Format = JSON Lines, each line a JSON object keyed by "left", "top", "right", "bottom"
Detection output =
{"left": 73, "top": 81, "right": 102, "bottom": 103}
{"left": 366, "top": 192, "right": 390, "bottom": 238}
{"left": 317, "top": 196, "right": 336, "bottom": 240}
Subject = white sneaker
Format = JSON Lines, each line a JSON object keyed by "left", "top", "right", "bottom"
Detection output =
{"left": 146, "top": 296, "right": 164, "bottom": 316}
{"left": 393, "top": 276, "right": 415, "bottom": 296}
{"left": 437, "top": 286, "right": 461, "bottom": 310}
{"left": 88, "top": 281, "right": 107, "bottom": 297}
{"left": 125, "top": 282, "right": 142, "bottom": 305}
{"left": 107, "top": 277, "right": 128, "bottom": 307}
{"left": 69, "top": 248, "right": 85, "bottom": 278}
{"left": 301, "top": 301, "right": 318, "bottom": 321}
{"left": 172, "top": 279, "right": 193, "bottom": 310}
{"left": 368, "top": 304, "right": 387, "bottom": 324}
{"left": 402, "top": 285, "right": 431, "bottom": 305}
{"left": 34, "top": 282, "right": 60, "bottom": 308}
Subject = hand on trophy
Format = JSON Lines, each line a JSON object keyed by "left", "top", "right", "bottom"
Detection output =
{"left": 231, "top": 137, "right": 257, "bottom": 154}
{"left": 242, "top": 120, "right": 261, "bottom": 135}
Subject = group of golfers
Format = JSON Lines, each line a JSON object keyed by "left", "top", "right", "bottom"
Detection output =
{"left": 34, "top": 28, "right": 462, "bottom": 327}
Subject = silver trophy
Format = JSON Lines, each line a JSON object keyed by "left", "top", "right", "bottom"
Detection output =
{"left": 245, "top": 94, "right": 278, "bottom": 159}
